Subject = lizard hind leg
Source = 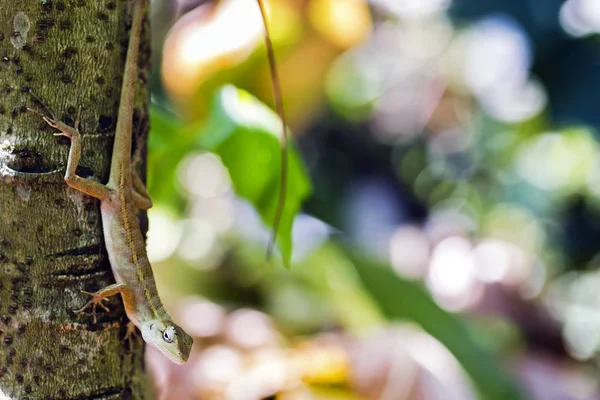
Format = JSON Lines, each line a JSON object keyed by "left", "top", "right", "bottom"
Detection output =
{"left": 131, "top": 169, "right": 152, "bottom": 210}
{"left": 130, "top": 129, "right": 153, "bottom": 210}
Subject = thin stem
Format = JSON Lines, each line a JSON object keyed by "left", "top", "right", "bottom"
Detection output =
{"left": 257, "top": 0, "right": 289, "bottom": 262}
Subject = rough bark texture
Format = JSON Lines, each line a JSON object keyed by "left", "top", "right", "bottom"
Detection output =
{"left": 0, "top": 1, "right": 150, "bottom": 399}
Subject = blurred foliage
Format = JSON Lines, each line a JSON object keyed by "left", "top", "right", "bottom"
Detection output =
{"left": 148, "top": 86, "right": 310, "bottom": 266}
{"left": 144, "top": 0, "right": 600, "bottom": 398}
{"left": 348, "top": 249, "right": 524, "bottom": 400}
{"left": 198, "top": 86, "right": 311, "bottom": 266}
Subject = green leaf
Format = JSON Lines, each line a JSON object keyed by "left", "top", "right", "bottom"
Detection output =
{"left": 147, "top": 106, "right": 187, "bottom": 212}
{"left": 198, "top": 85, "right": 312, "bottom": 267}
{"left": 347, "top": 250, "right": 526, "bottom": 400}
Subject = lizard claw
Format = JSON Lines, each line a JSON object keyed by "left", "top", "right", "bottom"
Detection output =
{"left": 73, "top": 290, "right": 110, "bottom": 323}
{"left": 124, "top": 322, "right": 141, "bottom": 351}
{"left": 26, "top": 107, "right": 45, "bottom": 118}
{"left": 74, "top": 106, "right": 82, "bottom": 131}
{"left": 43, "top": 117, "right": 76, "bottom": 139}
{"left": 27, "top": 106, "right": 78, "bottom": 139}
{"left": 42, "top": 117, "right": 59, "bottom": 129}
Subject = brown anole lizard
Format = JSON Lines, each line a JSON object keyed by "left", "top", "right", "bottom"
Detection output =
{"left": 31, "top": 0, "right": 193, "bottom": 364}
{"left": 30, "top": 0, "right": 289, "bottom": 365}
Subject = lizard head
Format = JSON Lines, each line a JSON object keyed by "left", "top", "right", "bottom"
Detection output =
{"left": 141, "top": 320, "right": 193, "bottom": 365}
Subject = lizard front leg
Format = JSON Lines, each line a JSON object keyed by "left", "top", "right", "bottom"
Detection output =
{"left": 74, "top": 283, "right": 135, "bottom": 323}
{"left": 124, "top": 321, "right": 142, "bottom": 351}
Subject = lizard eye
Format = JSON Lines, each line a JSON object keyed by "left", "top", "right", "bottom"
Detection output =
{"left": 163, "top": 326, "right": 176, "bottom": 343}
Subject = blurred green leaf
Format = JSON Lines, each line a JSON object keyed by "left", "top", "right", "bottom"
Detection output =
{"left": 148, "top": 105, "right": 182, "bottom": 151}
{"left": 325, "top": 52, "right": 382, "bottom": 121}
{"left": 285, "top": 243, "right": 385, "bottom": 334}
{"left": 347, "top": 250, "right": 525, "bottom": 400}
{"left": 198, "top": 85, "right": 312, "bottom": 267}
{"left": 147, "top": 106, "right": 187, "bottom": 212}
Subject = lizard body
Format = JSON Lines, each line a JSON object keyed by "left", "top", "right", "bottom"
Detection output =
{"left": 32, "top": 0, "right": 193, "bottom": 364}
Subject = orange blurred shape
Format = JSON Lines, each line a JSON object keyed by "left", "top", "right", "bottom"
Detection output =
{"left": 163, "top": 0, "right": 278, "bottom": 100}
{"left": 279, "top": 387, "right": 364, "bottom": 400}
{"left": 308, "top": 0, "right": 372, "bottom": 49}
{"left": 293, "top": 340, "right": 350, "bottom": 385}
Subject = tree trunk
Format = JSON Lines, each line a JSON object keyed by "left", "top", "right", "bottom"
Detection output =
{"left": 0, "top": 1, "right": 150, "bottom": 398}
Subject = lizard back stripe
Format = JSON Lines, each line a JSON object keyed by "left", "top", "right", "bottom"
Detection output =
{"left": 119, "top": 166, "right": 160, "bottom": 319}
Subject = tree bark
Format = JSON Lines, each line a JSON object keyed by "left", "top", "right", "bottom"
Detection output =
{"left": 0, "top": 1, "right": 150, "bottom": 399}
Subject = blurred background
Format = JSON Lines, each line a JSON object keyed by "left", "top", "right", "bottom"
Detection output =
{"left": 142, "top": 0, "right": 600, "bottom": 398}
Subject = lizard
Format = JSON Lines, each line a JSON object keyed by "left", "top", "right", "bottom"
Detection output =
{"left": 30, "top": 0, "right": 193, "bottom": 365}
{"left": 30, "top": 0, "right": 288, "bottom": 366}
